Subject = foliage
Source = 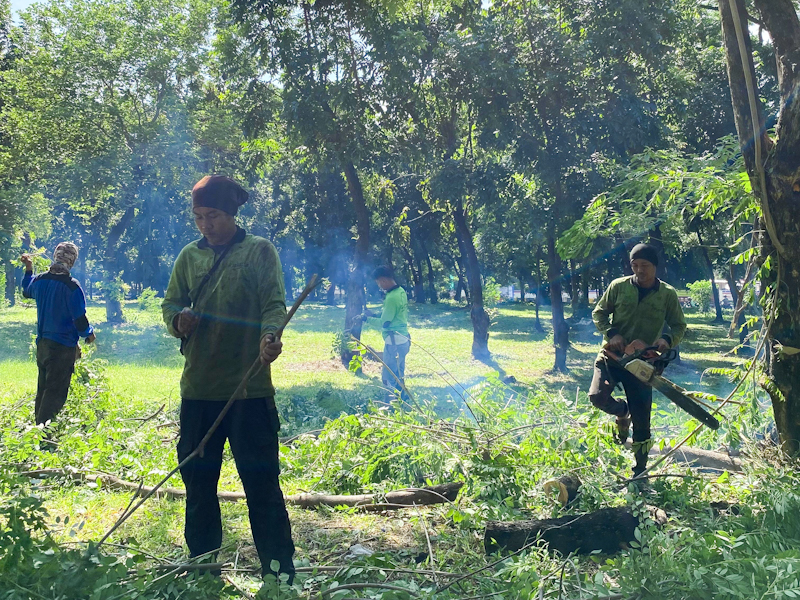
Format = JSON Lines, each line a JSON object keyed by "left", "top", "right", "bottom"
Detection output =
{"left": 482, "top": 278, "right": 502, "bottom": 308}
{"left": 136, "top": 287, "right": 160, "bottom": 312}
{"left": 687, "top": 279, "right": 713, "bottom": 313}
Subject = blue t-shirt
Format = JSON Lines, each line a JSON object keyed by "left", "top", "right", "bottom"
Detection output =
{"left": 22, "top": 271, "right": 93, "bottom": 347}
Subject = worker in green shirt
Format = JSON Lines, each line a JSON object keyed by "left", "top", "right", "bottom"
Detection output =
{"left": 162, "top": 175, "right": 295, "bottom": 582}
{"left": 369, "top": 266, "right": 410, "bottom": 401}
{"left": 589, "top": 243, "right": 687, "bottom": 477}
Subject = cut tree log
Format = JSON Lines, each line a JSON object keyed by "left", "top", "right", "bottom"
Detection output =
{"left": 542, "top": 474, "right": 582, "bottom": 506}
{"left": 485, "top": 506, "right": 667, "bottom": 555}
{"left": 646, "top": 444, "right": 743, "bottom": 472}
{"left": 20, "top": 468, "right": 461, "bottom": 511}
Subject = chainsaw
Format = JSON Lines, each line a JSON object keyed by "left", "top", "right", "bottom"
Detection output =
{"left": 602, "top": 340, "right": 720, "bottom": 430}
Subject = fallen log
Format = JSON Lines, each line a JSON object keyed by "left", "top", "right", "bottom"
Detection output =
{"left": 21, "top": 468, "right": 461, "bottom": 511}
{"left": 485, "top": 507, "right": 638, "bottom": 555}
{"left": 647, "top": 445, "right": 743, "bottom": 472}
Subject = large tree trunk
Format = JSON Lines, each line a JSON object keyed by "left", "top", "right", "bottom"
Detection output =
{"left": 342, "top": 161, "right": 369, "bottom": 365}
{"left": 4, "top": 261, "right": 15, "bottom": 306}
{"left": 104, "top": 206, "right": 136, "bottom": 323}
{"left": 720, "top": 0, "right": 800, "bottom": 452}
{"left": 454, "top": 199, "right": 490, "bottom": 360}
{"left": 696, "top": 229, "right": 725, "bottom": 323}
{"left": 547, "top": 230, "right": 569, "bottom": 372}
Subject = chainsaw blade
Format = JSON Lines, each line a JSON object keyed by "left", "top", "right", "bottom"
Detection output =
{"left": 650, "top": 376, "right": 721, "bottom": 430}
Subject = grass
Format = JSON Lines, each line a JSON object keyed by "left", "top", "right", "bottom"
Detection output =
{"left": 0, "top": 296, "right": 751, "bottom": 596}
{"left": 0, "top": 298, "right": 742, "bottom": 422}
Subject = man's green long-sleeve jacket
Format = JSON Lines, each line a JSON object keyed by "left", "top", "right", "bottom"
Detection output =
{"left": 592, "top": 276, "right": 687, "bottom": 349}
{"left": 162, "top": 230, "right": 286, "bottom": 400}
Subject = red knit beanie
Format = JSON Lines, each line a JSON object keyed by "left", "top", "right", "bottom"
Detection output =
{"left": 192, "top": 176, "right": 249, "bottom": 216}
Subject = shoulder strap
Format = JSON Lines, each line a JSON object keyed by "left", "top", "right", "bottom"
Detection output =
{"left": 190, "top": 242, "right": 234, "bottom": 310}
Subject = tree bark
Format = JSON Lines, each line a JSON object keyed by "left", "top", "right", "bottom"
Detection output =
{"left": 696, "top": 229, "right": 725, "bottom": 323}
{"left": 342, "top": 161, "right": 369, "bottom": 365}
{"left": 547, "top": 231, "right": 569, "bottom": 372}
{"left": 721, "top": 0, "right": 800, "bottom": 451}
{"left": 4, "top": 261, "right": 15, "bottom": 306}
{"left": 454, "top": 201, "right": 490, "bottom": 359}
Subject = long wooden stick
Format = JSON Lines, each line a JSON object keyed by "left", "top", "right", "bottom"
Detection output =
{"left": 97, "top": 275, "right": 319, "bottom": 547}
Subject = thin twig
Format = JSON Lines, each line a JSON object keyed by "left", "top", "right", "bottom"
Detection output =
{"left": 413, "top": 503, "right": 439, "bottom": 586}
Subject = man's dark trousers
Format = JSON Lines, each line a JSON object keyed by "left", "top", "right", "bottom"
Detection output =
{"left": 178, "top": 397, "right": 295, "bottom": 577}
{"left": 588, "top": 357, "right": 653, "bottom": 474}
{"left": 35, "top": 338, "right": 77, "bottom": 425}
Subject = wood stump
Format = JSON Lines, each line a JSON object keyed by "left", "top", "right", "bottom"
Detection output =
{"left": 485, "top": 507, "right": 638, "bottom": 555}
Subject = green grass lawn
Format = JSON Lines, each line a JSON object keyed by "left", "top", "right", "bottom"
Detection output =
{"left": 0, "top": 298, "right": 742, "bottom": 424}
{"left": 0, "top": 297, "right": 761, "bottom": 596}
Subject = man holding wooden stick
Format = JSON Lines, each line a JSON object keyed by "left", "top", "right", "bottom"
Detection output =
{"left": 162, "top": 175, "right": 295, "bottom": 581}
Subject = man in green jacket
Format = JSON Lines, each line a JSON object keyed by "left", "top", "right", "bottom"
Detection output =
{"left": 371, "top": 266, "right": 410, "bottom": 401}
{"left": 590, "top": 243, "right": 687, "bottom": 477}
{"left": 162, "top": 175, "right": 294, "bottom": 581}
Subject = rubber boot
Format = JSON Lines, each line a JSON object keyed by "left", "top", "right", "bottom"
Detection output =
{"left": 614, "top": 413, "right": 631, "bottom": 446}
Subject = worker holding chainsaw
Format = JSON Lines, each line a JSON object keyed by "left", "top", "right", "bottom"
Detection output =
{"left": 590, "top": 243, "right": 687, "bottom": 477}
{"left": 162, "top": 175, "right": 295, "bottom": 582}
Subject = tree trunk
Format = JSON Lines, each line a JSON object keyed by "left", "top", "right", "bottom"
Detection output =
{"left": 342, "top": 161, "right": 369, "bottom": 365}
{"left": 547, "top": 231, "right": 569, "bottom": 372}
{"left": 402, "top": 251, "right": 420, "bottom": 301}
{"left": 580, "top": 264, "right": 590, "bottom": 307}
{"left": 720, "top": 0, "right": 800, "bottom": 452}
{"left": 415, "top": 258, "right": 426, "bottom": 303}
{"left": 568, "top": 259, "right": 580, "bottom": 309}
{"left": 534, "top": 246, "right": 544, "bottom": 332}
{"left": 725, "top": 264, "right": 739, "bottom": 308}
{"left": 422, "top": 240, "right": 437, "bottom": 304}
{"left": 518, "top": 273, "right": 526, "bottom": 304}
{"left": 696, "top": 229, "right": 724, "bottom": 323}
{"left": 104, "top": 206, "right": 135, "bottom": 323}
{"left": 5, "top": 261, "right": 15, "bottom": 306}
{"left": 454, "top": 254, "right": 470, "bottom": 304}
{"left": 454, "top": 199, "right": 490, "bottom": 360}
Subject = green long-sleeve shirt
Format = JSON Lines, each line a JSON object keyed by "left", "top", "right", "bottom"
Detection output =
{"left": 592, "top": 276, "right": 686, "bottom": 349}
{"left": 162, "top": 229, "right": 286, "bottom": 400}
{"left": 380, "top": 285, "right": 409, "bottom": 341}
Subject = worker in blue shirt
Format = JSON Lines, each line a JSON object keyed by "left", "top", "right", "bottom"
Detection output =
{"left": 21, "top": 242, "right": 96, "bottom": 425}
